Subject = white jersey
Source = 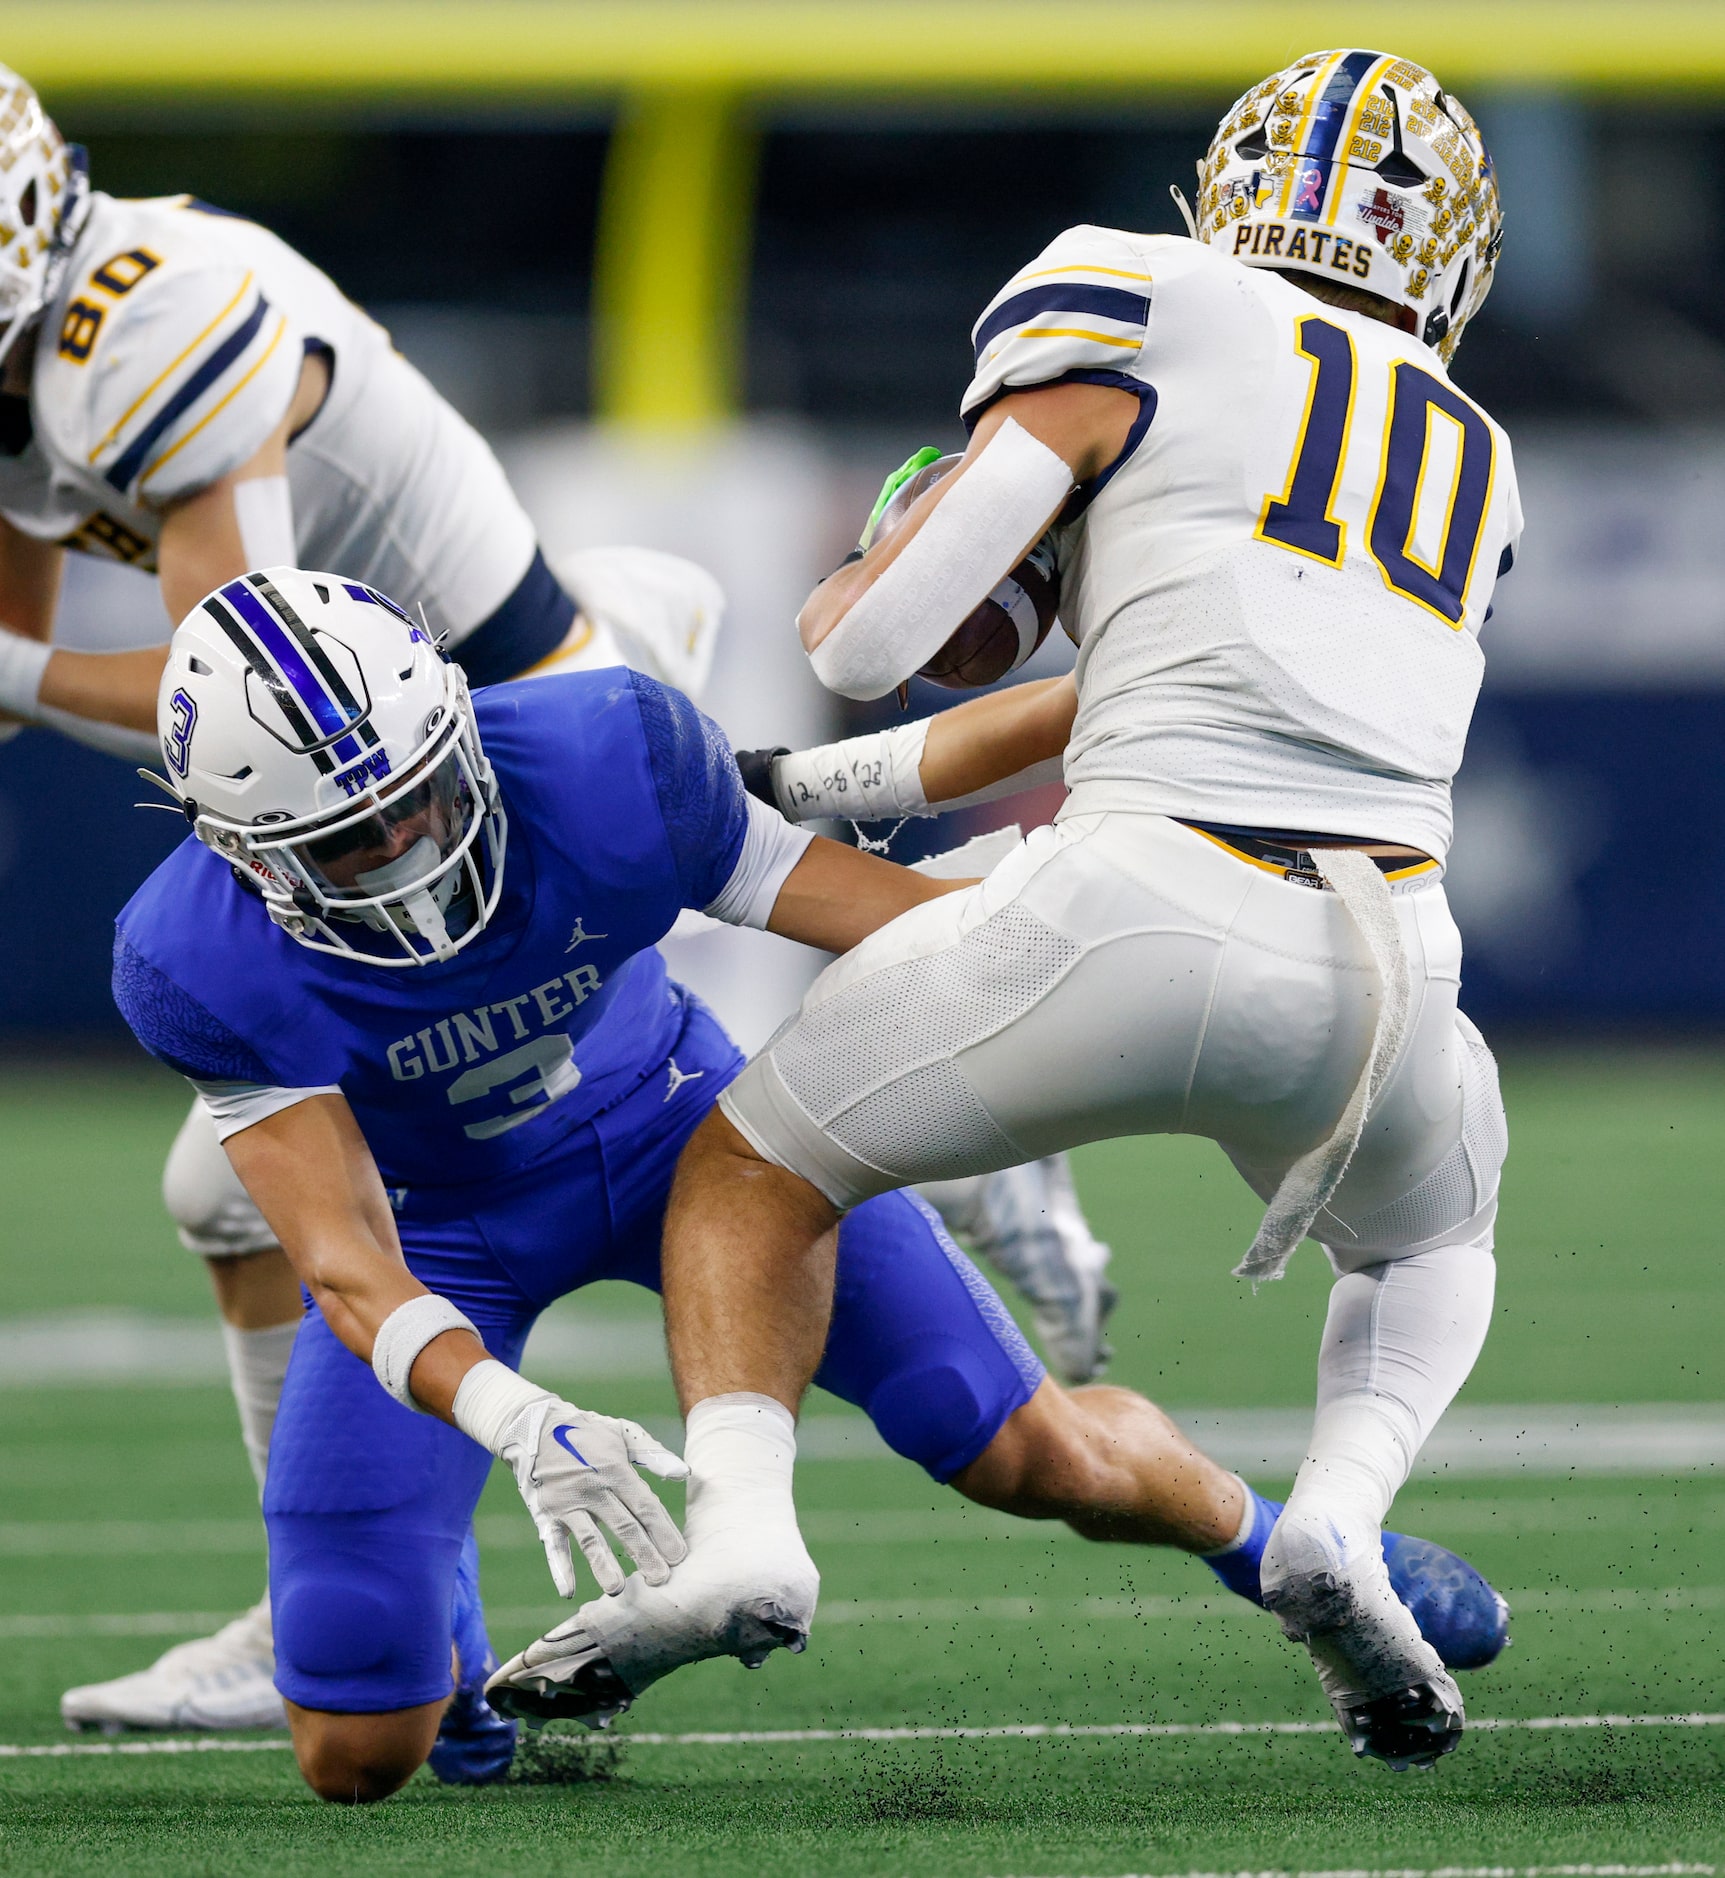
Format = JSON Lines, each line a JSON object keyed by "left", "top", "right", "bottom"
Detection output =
{"left": 0, "top": 193, "right": 535, "bottom": 644}
{"left": 963, "top": 227, "right": 1523, "bottom": 860}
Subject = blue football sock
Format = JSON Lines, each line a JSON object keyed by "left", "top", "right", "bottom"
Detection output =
{"left": 429, "top": 1528, "right": 518, "bottom": 1785}
{"left": 1201, "top": 1490, "right": 1511, "bottom": 1671}
{"left": 1202, "top": 1486, "right": 1282, "bottom": 1605}
{"left": 449, "top": 1528, "right": 496, "bottom": 1694}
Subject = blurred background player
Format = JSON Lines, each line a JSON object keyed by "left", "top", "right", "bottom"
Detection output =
{"left": 509, "top": 49, "right": 1519, "bottom": 1774}
{"left": 0, "top": 65, "right": 1114, "bottom": 1737}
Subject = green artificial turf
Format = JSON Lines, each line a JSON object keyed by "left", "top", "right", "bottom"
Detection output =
{"left": 1, "top": 1050, "right": 1723, "bottom": 1874}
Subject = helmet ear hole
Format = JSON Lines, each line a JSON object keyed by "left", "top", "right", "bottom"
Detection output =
{"left": 1234, "top": 114, "right": 1270, "bottom": 160}
{"left": 1449, "top": 260, "right": 1471, "bottom": 317}
{"left": 18, "top": 179, "right": 35, "bottom": 227}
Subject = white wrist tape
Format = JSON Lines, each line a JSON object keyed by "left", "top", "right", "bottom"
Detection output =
{"left": 371, "top": 1293, "right": 479, "bottom": 1411}
{"left": 808, "top": 419, "right": 1073, "bottom": 702}
{"left": 0, "top": 629, "right": 52, "bottom": 718}
{"left": 770, "top": 718, "right": 931, "bottom": 823}
{"left": 452, "top": 1357, "right": 551, "bottom": 1454}
{"left": 233, "top": 475, "right": 295, "bottom": 571}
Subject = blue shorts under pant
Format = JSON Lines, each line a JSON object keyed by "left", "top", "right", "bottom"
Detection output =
{"left": 264, "top": 990, "right": 1044, "bottom": 1714}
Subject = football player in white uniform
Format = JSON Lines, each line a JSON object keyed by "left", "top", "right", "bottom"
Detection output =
{"left": 492, "top": 50, "right": 1520, "bottom": 1772}
{"left": 0, "top": 67, "right": 1114, "bottom": 1736}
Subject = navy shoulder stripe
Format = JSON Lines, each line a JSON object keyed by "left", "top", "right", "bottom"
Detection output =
{"left": 973, "top": 282, "right": 1150, "bottom": 362}
{"left": 105, "top": 292, "right": 270, "bottom": 493}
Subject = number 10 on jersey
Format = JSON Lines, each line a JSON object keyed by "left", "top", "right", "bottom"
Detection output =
{"left": 1257, "top": 315, "right": 1495, "bottom": 627}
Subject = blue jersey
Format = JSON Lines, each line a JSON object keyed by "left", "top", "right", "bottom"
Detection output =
{"left": 114, "top": 670, "right": 748, "bottom": 1191}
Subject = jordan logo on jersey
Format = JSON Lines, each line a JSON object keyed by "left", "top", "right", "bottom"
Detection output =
{"left": 565, "top": 917, "right": 607, "bottom": 952}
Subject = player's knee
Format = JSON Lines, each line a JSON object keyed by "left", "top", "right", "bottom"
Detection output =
{"left": 290, "top": 1706, "right": 438, "bottom": 1805}
{"left": 865, "top": 1333, "right": 1012, "bottom": 1481}
{"left": 1327, "top": 1013, "right": 1507, "bottom": 1266}
{"left": 954, "top": 1379, "right": 1138, "bottom": 1520}
{"left": 162, "top": 1105, "right": 277, "bottom": 1256}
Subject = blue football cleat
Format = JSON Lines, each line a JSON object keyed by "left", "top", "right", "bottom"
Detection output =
{"left": 1206, "top": 1490, "right": 1509, "bottom": 1671}
{"left": 428, "top": 1530, "right": 518, "bottom": 1785}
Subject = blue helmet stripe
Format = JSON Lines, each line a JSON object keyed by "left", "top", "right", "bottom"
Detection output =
{"left": 1292, "top": 49, "right": 1383, "bottom": 221}
{"left": 220, "top": 579, "right": 354, "bottom": 743}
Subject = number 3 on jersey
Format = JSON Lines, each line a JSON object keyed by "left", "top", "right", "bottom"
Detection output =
{"left": 1257, "top": 314, "right": 1495, "bottom": 627}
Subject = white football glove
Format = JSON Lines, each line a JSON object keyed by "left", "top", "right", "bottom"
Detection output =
{"left": 498, "top": 1394, "right": 691, "bottom": 1598}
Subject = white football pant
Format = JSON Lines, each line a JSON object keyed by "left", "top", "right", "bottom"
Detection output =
{"left": 720, "top": 810, "right": 1508, "bottom": 1527}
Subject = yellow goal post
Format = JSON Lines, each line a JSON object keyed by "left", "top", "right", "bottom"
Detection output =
{"left": 15, "top": 2, "right": 1725, "bottom": 427}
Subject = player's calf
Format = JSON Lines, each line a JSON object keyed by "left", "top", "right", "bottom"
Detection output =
{"left": 951, "top": 1378, "right": 1245, "bottom": 1551}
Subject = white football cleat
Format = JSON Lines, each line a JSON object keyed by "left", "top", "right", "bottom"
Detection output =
{"left": 61, "top": 1596, "right": 284, "bottom": 1734}
{"left": 921, "top": 1155, "right": 1117, "bottom": 1385}
{"left": 1261, "top": 1507, "right": 1464, "bottom": 1770}
{"left": 487, "top": 1527, "right": 819, "bottom": 1729}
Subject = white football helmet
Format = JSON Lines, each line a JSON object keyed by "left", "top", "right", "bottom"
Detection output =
{"left": 1194, "top": 49, "right": 1501, "bottom": 361}
{"left": 0, "top": 66, "right": 91, "bottom": 372}
{"left": 158, "top": 568, "right": 506, "bottom": 967}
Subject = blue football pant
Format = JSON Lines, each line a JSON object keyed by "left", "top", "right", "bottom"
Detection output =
{"left": 264, "top": 992, "right": 1043, "bottom": 1713}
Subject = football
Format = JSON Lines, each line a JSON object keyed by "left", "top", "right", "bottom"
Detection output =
{"left": 868, "top": 452, "right": 1061, "bottom": 689}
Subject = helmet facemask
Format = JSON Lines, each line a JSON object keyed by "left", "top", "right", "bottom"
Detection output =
{"left": 206, "top": 694, "right": 505, "bottom": 967}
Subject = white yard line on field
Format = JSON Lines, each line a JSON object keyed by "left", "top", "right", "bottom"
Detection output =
{"left": 1, "top": 1315, "right": 1722, "bottom": 1477}
{"left": 9, "top": 1585, "right": 1725, "bottom": 1640}
{"left": 5, "top": 1714, "right": 1725, "bottom": 1759}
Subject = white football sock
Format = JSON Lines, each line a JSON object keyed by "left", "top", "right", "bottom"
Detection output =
{"left": 220, "top": 1319, "right": 299, "bottom": 1494}
{"left": 682, "top": 1392, "right": 800, "bottom": 1548}
{"left": 1286, "top": 1233, "right": 1497, "bottom": 1532}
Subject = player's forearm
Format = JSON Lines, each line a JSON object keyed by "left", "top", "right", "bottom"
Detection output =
{"left": 756, "top": 674, "right": 1075, "bottom": 827}
{"left": 765, "top": 835, "right": 968, "bottom": 954}
{"left": 919, "top": 674, "right": 1076, "bottom": 802}
{"left": 35, "top": 644, "right": 169, "bottom": 732}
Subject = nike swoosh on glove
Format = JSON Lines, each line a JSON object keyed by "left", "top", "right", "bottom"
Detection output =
{"left": 499, "top": 1396, "right": 691, "bottom": 1598}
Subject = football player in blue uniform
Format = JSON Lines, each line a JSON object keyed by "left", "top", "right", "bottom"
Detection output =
{"left": 117, "top": 570, "right": 1507, "bottom": 1802}
{"left": 0, "top": 60, "right": 1120, "bottom": 1736}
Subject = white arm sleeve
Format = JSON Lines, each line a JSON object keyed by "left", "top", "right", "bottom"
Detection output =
{"left": 0, "top": 630, "right": 51, "bottom": 717}
{"left": 189, "top": 1079, "right": 341, "bottom": 1143}
{"left": 233, "top": 476, "right": 296, "bottom": 569}
{"left": 702, "top": 795, "right": 815, "bottom": 930}
{"left": 807, "top": 418, "right": 1073, "bottom": 703}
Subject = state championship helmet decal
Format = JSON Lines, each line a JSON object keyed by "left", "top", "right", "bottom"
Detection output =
{"left": 1196, "top": 50, "right": 1501, "bottom": 360}
{"left": 0, "top": 66, "right": 91, "bottom": 371}
{"left": 158, "top": 568, "right": 507, "bottom": 967}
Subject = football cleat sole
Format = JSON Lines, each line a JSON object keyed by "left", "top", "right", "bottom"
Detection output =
{"left": 1336, "top": 1678, "right": 1467, "bottom": 1771}
{"left": 486, "top": 1616, "right": 807, "bottom": 1730}
{"left": 1265, "top": 1551, "right": 1465, "bottom": 1772}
